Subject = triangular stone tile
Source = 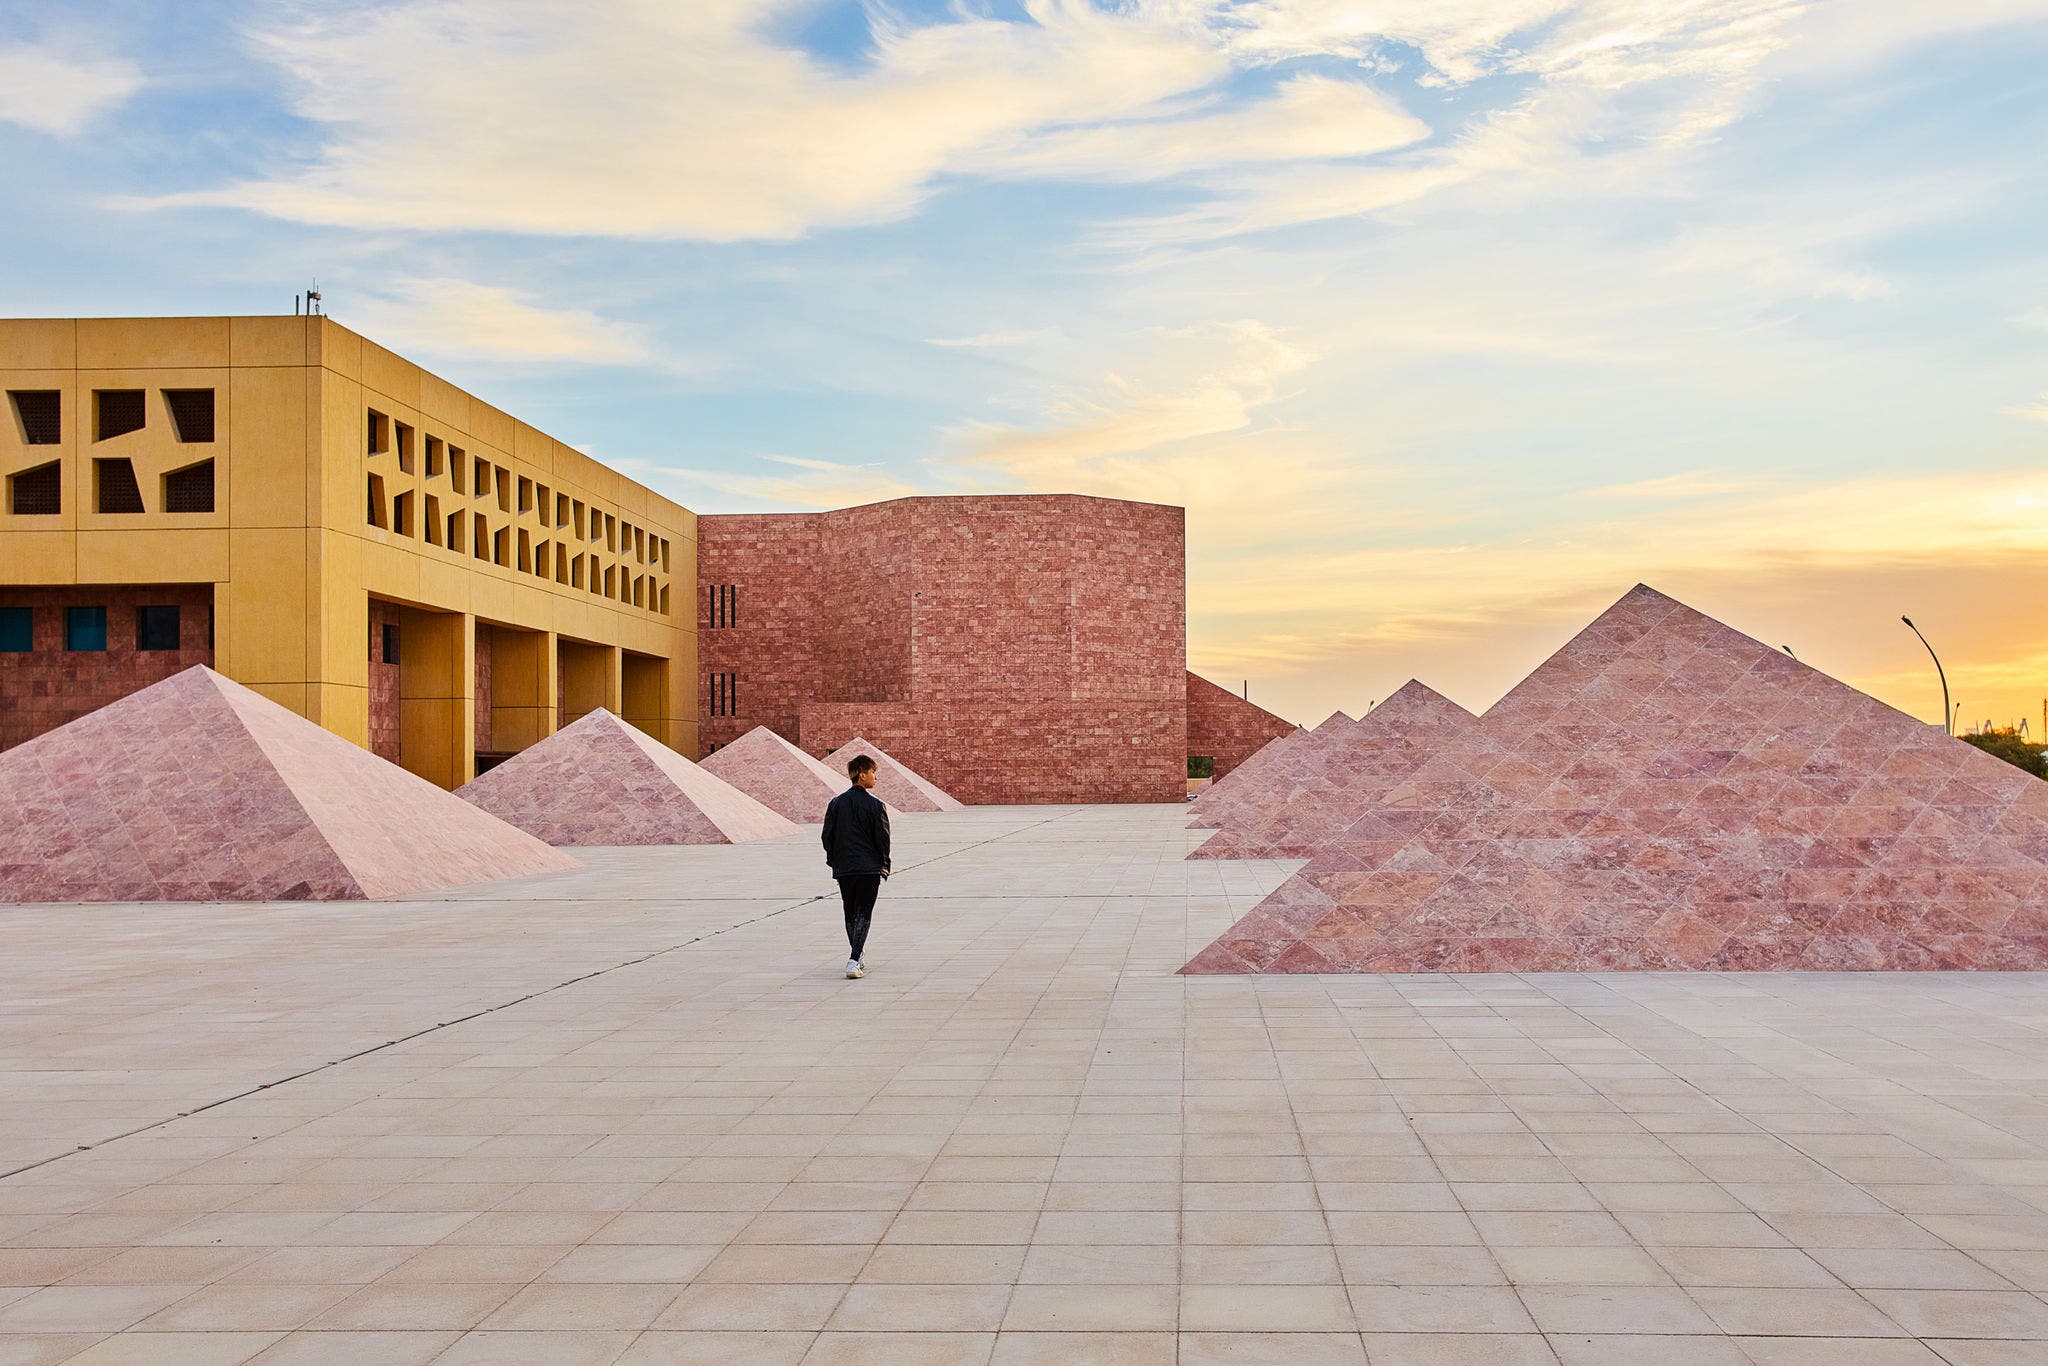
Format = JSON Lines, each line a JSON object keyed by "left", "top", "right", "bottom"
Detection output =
{"left": 1186, "top": 718, "right": 1324, "bottom": 828}
{"left": 1191, "top": 683, "right": 1476, "bottom": 861}
{"left": 460, "top": 709, "right": 799, "bottom": 846}
{"left": 702, "top": 725, "right": 893, "bottom": 824}
{"left": 823, "top": 737, "right": 964, "bottom": 812}
{"left": 1182, "top": 585, "right": 2048, "bottom": 973}
{"left": 0, "top": 666, "right": 577, "bottom": 901}
{"left": 1187, "top": 710, "right": 1364, "bottom": 838}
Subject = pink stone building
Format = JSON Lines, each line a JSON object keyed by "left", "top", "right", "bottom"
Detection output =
{"left": 698, "top": 494, "right": 1286, "bottom": 804}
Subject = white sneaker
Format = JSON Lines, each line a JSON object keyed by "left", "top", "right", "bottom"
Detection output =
{"left": 845, "top": 959, "right": 864, "bottom": 979}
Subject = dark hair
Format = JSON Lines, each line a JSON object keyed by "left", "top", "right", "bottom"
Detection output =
{"left": 847, "top": 754, "right": 877, "bottom": 778}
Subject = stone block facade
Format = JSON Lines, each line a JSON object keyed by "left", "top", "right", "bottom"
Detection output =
{"left": 1187, "top": 671, "right": 1296, "bottom": 778}
{"left": 698, "top": 495, "right": 1190, "bottom": 804}
{"left": 0, "top": 584, "right": 213, "bottom": 751}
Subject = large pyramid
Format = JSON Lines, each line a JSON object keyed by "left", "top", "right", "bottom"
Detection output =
{"left": 1190, "top": 683, "right": 1476, "bottom": 861}
{"left": 702, "top": 725, "right": 883, "bottom": 824}
{"left": 1183, "top": 586, "right": 2048, "bottom": 974}
{"left": 0, "top": 667, "right": 577, "bottom": 902}
{"left": 822, "top": 737, "right": 964, "bottom": 812}
{"left": 459, "top": 710, "right": 799, "bottom": 846}
{"left": 1188, "top": 714, "right": 1342, "bottom": 830}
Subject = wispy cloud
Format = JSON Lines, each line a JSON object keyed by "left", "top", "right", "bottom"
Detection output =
{"left": 0, "top": 42, "right": 142, "bottom": 135}
{"left": 345, "top": 277, "right": 651, "bottom": 366}
{"left": 663, "top": 455, "right": 924, "bottom": 511}
{"left": 2006, "top": 394, "right": 2048, "bottom": 423}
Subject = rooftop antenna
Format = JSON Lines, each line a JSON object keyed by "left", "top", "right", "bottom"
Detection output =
{"left": 305, "top": 280, "right": 323, "bottom": 316}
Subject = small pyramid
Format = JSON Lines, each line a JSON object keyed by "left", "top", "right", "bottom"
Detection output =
{"left": 1191, "top": 683, "right": 1475, "bottom": 860}
{"left": 1183, "top": 586, "right": 2048, "bottom": 973}
{"left": 702, "top": 725, "right": 888, "bottom": 824}
{"left": 823, "top": 737, "right": 964, "bottom": 812}
{"left": 459, "top": 709, "right": 799, "bottom": 846}
{"left": 0, "top": 666, "right": 577, "bottom": 902}
{"left": 1188, "top": 715, "right": 1342, "bottom": 830}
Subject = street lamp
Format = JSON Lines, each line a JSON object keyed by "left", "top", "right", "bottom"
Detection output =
{"left": 1901, "top": 616, "right": 1951, "bottom": 736}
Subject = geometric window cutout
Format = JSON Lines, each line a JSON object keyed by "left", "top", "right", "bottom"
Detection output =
{"left": 446, "top": 509, "right": 466, "bottom": 554}
{"left": 65, "top": 605, "right": 107, "bottom": 652}
{"left": 367, "top": 409, "right": 390, "bottom": 456}
{"left": 94, "top": 457, "right": 144, "bottom": 513}
{"left": 163, "top": 389, "right": 215, "bottom": 443}
{"left": 366, "top": 473, "right": 388, "bottom": 529}
{"left": 424, "top": 494, "right": 442, "bottom": 546}
{"left": 395, "top": 421, "right": 414, "bottom": 475}
{"left": 392, "top": 490, "right": 414, "bottom": 538}
{"left": 136, "top": 604, "right": 181, "bottom": 651}
{"left": 8, "top": 390, "right": 60, "bottom": 444}
{"left": 8, "top": 460, "right": 61, "bottom": 515}
{"left": 94, "top": 389, "right": 145, "bottom": 441}
{"left": 450, "top": 444, "right": 467, "bottom": 494}
{"left": 163, "top": 459, "right": 215, "bottom": 513}
{"left": 472, "top": 513, "right": 488, "bottom": 561}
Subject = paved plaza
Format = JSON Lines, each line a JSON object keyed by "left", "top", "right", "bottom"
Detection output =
{"left": 4, "top": 806, "right": 2048, "bottom": 1364}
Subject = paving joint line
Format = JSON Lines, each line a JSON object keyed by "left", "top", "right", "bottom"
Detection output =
{"left": 0, "top": 806, "right": 1087, "bottom": 1184}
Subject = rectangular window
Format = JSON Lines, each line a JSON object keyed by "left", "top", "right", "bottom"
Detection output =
{"left": 425, "top": 435, "right": 444, "bottom": 478}
{"left": 707, "top": 583, "right": 738, "bottom": 628}
{"left": 367, "top": 409, "right": 390, "bottom": 456}
{"left": 8, "top": 390, "right": 60, "bottom": 444}
{"left": 94, "top": 390, "right": 145, "bottom": 441}
{"left": 450, "top": 445, "right": 468, "bottom": 494}
{"left": 382, "top": 622, "right": 399, "bottom": 665}
{"left": 710, "top": 672, "right": 739, "bottom": 717}
{"left": 163, "top": 389, "right": 215, "bottom": 443}
{"left": 395, "top": 421, "right": 415, "bottom": 474}
{"left": 136, "top": 605, "right": 181, "bottom": 651}
{"left": 66, "top": 605, "right": 107, "bottom": 652}
{"left": 0, "top": 607, "right": 30, "bottom": 652}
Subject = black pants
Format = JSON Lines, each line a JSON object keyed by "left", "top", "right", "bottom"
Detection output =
{"left": 837, "top": 873, "right": 881, "bottom": 960}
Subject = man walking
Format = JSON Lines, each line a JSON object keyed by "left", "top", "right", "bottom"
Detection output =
{"left": 821, "top": 753, "right": 890, "bottom": 979}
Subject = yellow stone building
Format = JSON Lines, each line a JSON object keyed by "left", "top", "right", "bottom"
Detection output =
{"left": 0, "top": 315, "right": 696, "bottom": 786}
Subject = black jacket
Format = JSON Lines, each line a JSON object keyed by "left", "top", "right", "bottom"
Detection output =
{"left": 821, "top": 785, "right": 891, "bottom": 877}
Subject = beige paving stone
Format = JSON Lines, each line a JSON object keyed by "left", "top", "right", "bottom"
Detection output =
{"left": 3, "top": 809, "right": 2048, "bottom": 1363}
{"left": 242, "top": 1331, "right": 458, "bottom": 1365}
{"left": 826, "top": 1283, "right": 1012, "bottom": 1331}
{"left": 1001, "top": 1283, "right": 1176, "bottom": 1331}
{"left": 614, "top": 1331, "right": 815, "bottom": 1365}
{"left": 1177, "top": 1331, "right": 1367, "bottom": 1363}
{"left": 988, "top": 1330, "right": 1176, "bottom": 1364}
{"left": 799, "top": 1330, "right": 995, "bottom": 1364}
{"left": 1181, "top": 1284, "right": 1357, "bottom": 1332}
{"left": 1360, "top": 1334, "right": 1559, "bottom": 1365}
{"left": 55, "top": 1332, "right": 283, "bottom": 1365}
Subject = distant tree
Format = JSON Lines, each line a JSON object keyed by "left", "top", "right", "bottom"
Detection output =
{"left": 1188, "top": 755, "right": 1215, "bottom": 780}
{"left": 1960, "top": 727, "right": 2047, "bottom": 779}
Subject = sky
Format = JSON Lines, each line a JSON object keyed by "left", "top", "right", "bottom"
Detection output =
{"left": 4, "top": 0, "right": 2046, "bottom": 733}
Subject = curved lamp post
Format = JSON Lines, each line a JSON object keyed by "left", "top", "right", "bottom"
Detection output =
{"left": 1901, "top": 616, "right": 1951, "bottom": 735}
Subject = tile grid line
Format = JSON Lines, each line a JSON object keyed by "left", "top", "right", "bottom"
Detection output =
{"left": 0, "top": 808, "right": 1089, "bottom": 1186}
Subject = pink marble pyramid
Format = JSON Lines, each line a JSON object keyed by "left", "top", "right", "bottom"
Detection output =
{"left": 1188, "top": 713, "right": 1349, "bottom": 831}
{"left": 0, "top": 666, "right": 577, "bottom": 902}
{"left": 823, "top": 737, "right": 964, "bottom": 812}
{"left": 459, "top": 709, "right": 799, "bottom": 846}
{"left": 1190, "top": 683, "right": 1476, "bottom": 861}
{"left": 701, "top": 725, "right": 887, "bottom": 824}
{"left": 1183, "top": 586, "right": 2048, "bottom": 974}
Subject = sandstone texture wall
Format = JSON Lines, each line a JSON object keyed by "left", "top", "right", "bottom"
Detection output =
{"left": 698, "top": 495, "right": 1187, "bottom": 804}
